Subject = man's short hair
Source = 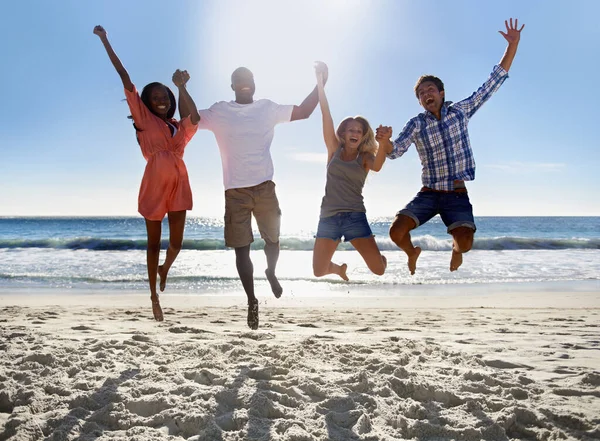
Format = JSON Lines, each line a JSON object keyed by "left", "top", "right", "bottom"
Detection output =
{"left": 231, "top": 67, "right": 253, "bottom": 83}
{"left": 414, "top": 75, "right": 444, "bottom": 99}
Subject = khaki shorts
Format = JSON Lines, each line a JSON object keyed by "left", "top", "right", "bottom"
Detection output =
{"left": 224, "top": 180, "right": 281, "bottom": 248}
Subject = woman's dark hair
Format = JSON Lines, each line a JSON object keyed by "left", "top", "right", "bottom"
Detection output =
{"left": 129, "top": 82, "right": 177, "bottom": 132}
{"left": 140, "top": 82, "right": 176, "bottom": 119}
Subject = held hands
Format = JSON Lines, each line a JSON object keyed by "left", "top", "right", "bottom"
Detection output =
{"left": 376, "top": 125, "right": 394, "bottom": 154}
{"left": 172, "top": 69, "right": 190, "bottom": 87}
{"left": 314, "top": 61, "right": 329, "bottom": 86}
{"left": 499, "top": 18, "right": 524, "bottom": 45}
{"left": 93, "top": 25, "right": 107, "bottom": 39}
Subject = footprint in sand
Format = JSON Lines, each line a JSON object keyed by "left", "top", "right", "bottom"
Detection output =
{"left": 71, "top": 325, "right": 99, "bottom": 332}
{"left": 168, "top": 326, "right": 213, "bottom": 334}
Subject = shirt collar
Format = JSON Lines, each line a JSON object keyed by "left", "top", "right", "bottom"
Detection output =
{"left": 424, "top": 101, "right": 453, "bottom": 120}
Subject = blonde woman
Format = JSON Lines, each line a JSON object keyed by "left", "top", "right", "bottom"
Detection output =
{"left": 312, "top": 62, "right": 388, "bottom": 281}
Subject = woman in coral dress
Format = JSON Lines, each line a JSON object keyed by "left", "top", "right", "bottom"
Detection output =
{"left": 94, "top": 25, "right": 200, "bottom": 321}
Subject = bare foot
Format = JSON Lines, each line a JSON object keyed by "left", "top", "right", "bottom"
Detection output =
{"left": 381, "top": 255, "right": 388, "bottom": 271}
{"left": 158, "top": 265, "right": 167, "bottom": 292}
{"left": 450, "top": 250, "right": 463, "bottom": 272}
{"left": 407, "top": 247, "right": 421, "bottom": 275}
{"left": 247, "top": 299, "right": 259, "bottom": 330}
{"left": 265, "top": 269, "right": 283, "bottom": 299}
{"left": 338, "top": 263, "right": 349, "bottom": 281}
{"left": 151, "top": 297, "right": 164, "bottom": 321}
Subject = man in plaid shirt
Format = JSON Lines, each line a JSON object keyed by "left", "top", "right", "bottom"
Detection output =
{"left": 377, "top": 18, "right": 525, "bottom": 274}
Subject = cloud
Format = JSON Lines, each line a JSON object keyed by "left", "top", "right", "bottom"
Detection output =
{"left": 484, "top": 162, "right": 566, "bottom": 173}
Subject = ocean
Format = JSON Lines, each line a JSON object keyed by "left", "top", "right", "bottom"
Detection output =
{"left": 0, "top": 216, "right": 598, "bottom": 295}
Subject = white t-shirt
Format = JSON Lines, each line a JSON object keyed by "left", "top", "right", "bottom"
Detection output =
{"left": 197, "top": 99, "right": 294, "bottom": 190}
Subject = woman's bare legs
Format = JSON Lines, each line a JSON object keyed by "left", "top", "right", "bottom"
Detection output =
{"left": 350, "top": 236, "right": 387, "bottom": 275}
{"left": 158, "top": 210, "right": 186, "bottom": 292}
{"left": 313, "top": 238, "right": 348, "bottom": 281}
{"left": 145, "top": 218, "right": 163, "bottom": 321}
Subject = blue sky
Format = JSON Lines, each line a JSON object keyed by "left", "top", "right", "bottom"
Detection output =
{"left": 1, "top": 0, "right": 599, "bottom": 223}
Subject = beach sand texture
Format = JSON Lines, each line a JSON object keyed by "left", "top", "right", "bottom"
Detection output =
{"left": 1, "top": 293, "right": 599, "bottom": 440}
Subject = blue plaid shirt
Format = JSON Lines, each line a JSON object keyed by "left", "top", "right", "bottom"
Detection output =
{"left": 388, "top": 65, "right": 509, "bottom": 191}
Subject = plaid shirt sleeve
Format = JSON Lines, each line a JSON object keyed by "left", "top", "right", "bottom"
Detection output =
{"left": 454, "top": 65, "right": 509, "bottom": 119}
{"left": 388, "top": 118, "right": 418, "bottom": 159}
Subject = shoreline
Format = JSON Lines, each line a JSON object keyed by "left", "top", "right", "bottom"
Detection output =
{"left": 1, "top": 279, "right": 599, "bottom": 310}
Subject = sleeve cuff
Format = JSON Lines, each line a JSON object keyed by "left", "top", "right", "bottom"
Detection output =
{"left": 493, "top": 64, "right": 509, "bottom": 77}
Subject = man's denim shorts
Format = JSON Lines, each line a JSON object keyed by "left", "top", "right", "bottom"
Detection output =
{"left": 316, "top": 212, "right": 373, "bottom": 242}
{"left": 398, "top": 190, "right": 477, "bottom": 233}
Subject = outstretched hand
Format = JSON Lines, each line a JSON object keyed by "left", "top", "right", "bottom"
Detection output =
{"left": 93, "top": 25, "right": 107, "bottom": 38}
{"left": 172, "top": 69, "right": 190, "bottom": 87}
{"left": 499, "top": 18, "right": 524, "bottom": 45}
{"left": 314, "top": 61, "right": 329, "bottom": 85}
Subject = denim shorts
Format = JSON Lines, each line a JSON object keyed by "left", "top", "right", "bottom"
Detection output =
{"left": 398, "top": 190, "right": 476, "bottom": 233}
{"left": 316, "top": 212, "right": 373, "bottom": 242}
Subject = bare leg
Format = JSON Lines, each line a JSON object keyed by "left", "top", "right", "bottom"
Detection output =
{"left": 264, "top": 239, "right": 283, "bottom": 298}
{"left": 145, "top": 219, "right": 163, "bottom": 321}
{"left": 158, "top": 210, "right": 186, "bottom": 292}
{"left": 235, "top": 245, "right": 255, "bottom": 303}
{"left": 389, "top": 215, "right": 421, "bottom": 275}
{"left": 313, "top": 238, "right": 347, "bottom": 281}
{"left": 350, "top": 236, "right": 387, "bottom": 276}
{"left": 450, "top": 226, "right": 474, "bottom": 272}
{"left": 235, "top": 245, "right": 259, "bottom": 330}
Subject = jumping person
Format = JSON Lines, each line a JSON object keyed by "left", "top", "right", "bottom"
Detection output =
{"left": 377, "top": 18, "right": 525, "bottom": 274}
{"left": 312, "top": 62, "right": 387, "bottom": 281}
{"left": 94, "top": 25, "right": 200, "bottom": 321}
{"left": 181, "top": 65, "right": 325, "bottom": 329}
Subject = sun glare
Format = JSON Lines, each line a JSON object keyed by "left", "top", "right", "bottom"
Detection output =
{"left": 199, "top": 0, "right": 369, "bottom": 100}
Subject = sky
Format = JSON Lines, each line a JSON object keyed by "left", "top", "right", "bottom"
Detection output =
{"left": 1, "top": 0, "right": 599, "bottom": 224}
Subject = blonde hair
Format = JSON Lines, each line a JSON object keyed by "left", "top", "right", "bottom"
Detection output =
{"left": 335, "top": 116, "right": 378, "bottom": 156}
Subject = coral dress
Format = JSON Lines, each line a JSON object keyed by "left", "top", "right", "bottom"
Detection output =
{"left": 125, "top": 85, "right": 198, "bottom": 221}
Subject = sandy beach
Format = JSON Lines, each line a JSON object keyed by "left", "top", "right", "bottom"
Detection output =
{"left": 1, "top": 288, "right": 599, "bottom": 441}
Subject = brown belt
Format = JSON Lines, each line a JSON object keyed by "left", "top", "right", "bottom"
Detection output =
{"left": 421, "top": 180, "right": 467, "bottom": 193}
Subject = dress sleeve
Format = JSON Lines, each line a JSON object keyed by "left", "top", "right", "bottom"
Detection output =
{"left": 178, "top": 116, "right": 199, "bottom": 144}
{"left": 123, "top": 84, "right": 151, "bottom": 129}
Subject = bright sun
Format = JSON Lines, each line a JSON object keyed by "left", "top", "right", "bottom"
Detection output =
{"left": 200, "top": 0, "right": 365, "bottom": 101}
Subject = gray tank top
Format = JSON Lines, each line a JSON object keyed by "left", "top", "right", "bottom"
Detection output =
{"left": 320, "top": 147, "right": 368, "bottom": 218}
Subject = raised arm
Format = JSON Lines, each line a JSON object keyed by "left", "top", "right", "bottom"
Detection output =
{"left": 498, "top": 18, "right": 525, "bottom": 72}
{"left": 290, "top": 64, "right": 329, "bottom": 122}
{"left": 93, "top": 26, "right": 133, "bottom": 92}
{"left": 314, "top": 62, "right": 338, "bottom": 161}
{"left": 172, "top": 69, "right": 200, "bottom": 125}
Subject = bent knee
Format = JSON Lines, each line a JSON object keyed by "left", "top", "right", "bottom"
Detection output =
{"left": 389, "top": 216, "right": 415, "bottom": 238}
{"left": 389, "top": 225, "right": 407, "bottom": 242}
{"left": 313, "top": 266, "right": 327, "bottom": 278}
{"left": 456, "top": 242, "right": 472, "bottom": 253}
{"left": 371, "top": 266, "right": 386, "bottom": 276}
{"left": 453, "top": 236, "right": 474, "bottom": 253}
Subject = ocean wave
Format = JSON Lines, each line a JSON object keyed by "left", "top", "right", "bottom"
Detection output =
{"left": 0, "top": 236, "right": 598, "bottom": 251}
{"left": 0, "top": 273, "right": 369, "bottom": 286}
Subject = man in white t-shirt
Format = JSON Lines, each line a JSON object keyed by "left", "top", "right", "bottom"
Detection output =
{"left": 190, "top": 66, "right": 327, "bottom": 330}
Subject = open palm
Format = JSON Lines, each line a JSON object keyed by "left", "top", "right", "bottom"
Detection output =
{"left": 499, "top": 18, "right": 524, "bottom": 44}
